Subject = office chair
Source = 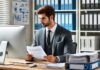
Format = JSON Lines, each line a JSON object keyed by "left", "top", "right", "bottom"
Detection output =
{"left": 72, "top": 42, "right": 77, "bottom": 53}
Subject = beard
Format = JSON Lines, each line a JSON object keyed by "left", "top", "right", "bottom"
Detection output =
{"left": 42, "top": 22, "right": 51, "bottom": 27}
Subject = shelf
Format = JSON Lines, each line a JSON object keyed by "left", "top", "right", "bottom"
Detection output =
{"left": 55, "top": 10, "right": 77, "bottom": 12}
{"left": 71, "top": 30, "right": 76, "bottom": 32}
{"left": 80, "top": 31, "right": 100, "bottom": 33}
{"left": 80, "top": 9, "right": 100, "bottom": 12}
{"left": 34, "top": 10, "right": 77, "bottom": 13}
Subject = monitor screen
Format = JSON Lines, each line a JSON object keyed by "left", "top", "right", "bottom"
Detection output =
{"left": 0, "top": 25, "right": 27, "bottom": 59}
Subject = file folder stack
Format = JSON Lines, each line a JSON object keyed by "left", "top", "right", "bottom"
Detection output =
{"left": 81, "top": 11, "right": 100, "bottom": 30}
{"left": 56, "top": 12, "right": 76, "bottom": 31}
{"left": 80, "top": 36, "right": 100, "bottom": 51}
{"left": 81, "top": 0, "right": 100, "bottom": 9}
{"left": 65, "top": 52, "right": 99, "bottom": 70}
{"left": 35, "top": 0, "right": 76, "bottom": 10}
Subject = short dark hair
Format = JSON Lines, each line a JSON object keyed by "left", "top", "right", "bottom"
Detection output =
{"left": 37, "top": 5, "right": 55, "bottom": 19}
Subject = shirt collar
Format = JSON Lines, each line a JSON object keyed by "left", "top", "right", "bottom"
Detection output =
{"left": 46, "top": 23, "right": 57, "bottom": 33}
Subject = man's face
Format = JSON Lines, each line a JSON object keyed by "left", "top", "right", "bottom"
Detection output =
{"left": 38, "top": 14, "right": 51, "bottom": 27}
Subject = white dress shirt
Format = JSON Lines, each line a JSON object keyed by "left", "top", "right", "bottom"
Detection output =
{"left": 46, "top": 23, "right": 57, "bottom": 42}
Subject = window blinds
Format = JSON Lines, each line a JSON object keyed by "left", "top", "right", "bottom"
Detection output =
{"left": 0, "top": 0, "right": 9, "bottom": 24}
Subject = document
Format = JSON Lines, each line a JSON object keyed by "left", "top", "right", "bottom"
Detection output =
{"left": 46, "top": 63, "right": 65, "bottom": 68}
{"left": 27, "top": 46, "right": 47, "bottom": 60}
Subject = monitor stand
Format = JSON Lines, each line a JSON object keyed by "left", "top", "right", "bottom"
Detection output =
{"left": 0, "top": 41, "right": 8, "bottom": 64}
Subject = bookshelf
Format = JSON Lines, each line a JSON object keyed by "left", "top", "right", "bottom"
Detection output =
{"left": 79, "top": 0, "right": 100, "bottom": 52}
{"left": 33, "top": 0, "right": 100, "bottom": 52}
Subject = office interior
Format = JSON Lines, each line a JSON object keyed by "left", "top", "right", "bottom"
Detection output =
{"left": 0, "top": 0, "right": 100, "bottom": 70}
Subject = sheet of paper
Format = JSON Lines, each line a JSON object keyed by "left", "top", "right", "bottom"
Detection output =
{"left": 27, "top": 46, "right": 47, "bottom": 60}
{"left": 70, "top": 51, "right": 98, "bottom": 56}
{"left": 46, "top": 63, "right": 65, "bottom": 68}
{"left": 11, "top": 60, "right": 33, "bottom": 64}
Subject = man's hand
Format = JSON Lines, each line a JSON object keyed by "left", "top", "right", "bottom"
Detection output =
{"left": 25, "top": 53, "right": 33, "bottom": 61}
{"left": 44, "top": 55, "right": 56, "bottom": 63}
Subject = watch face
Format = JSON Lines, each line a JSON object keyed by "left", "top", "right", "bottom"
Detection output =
{"left": 0, "top": 52, "right": 3, "bottom": 56}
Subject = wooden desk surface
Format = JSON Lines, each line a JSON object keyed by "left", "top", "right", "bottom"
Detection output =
{"left": 0, "top": 58, "right": 99, "bottom": 70}
{"left": 0, "top": 58, "right": 65, "bottom": 70}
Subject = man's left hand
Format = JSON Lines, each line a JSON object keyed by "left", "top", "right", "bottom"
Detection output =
{"left": 45, "top": 55, "right": 56, "bottom": 63}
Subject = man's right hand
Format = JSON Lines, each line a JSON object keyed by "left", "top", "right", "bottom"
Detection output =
{"left": 25, "top": 53, "right": 34, "bottom": 61}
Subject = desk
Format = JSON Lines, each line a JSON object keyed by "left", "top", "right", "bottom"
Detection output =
{"left": 0, "top": 58, "right": 99, "bottom": 70}
{"left": 0, "top": 58, "right": 65, "bottom": 70}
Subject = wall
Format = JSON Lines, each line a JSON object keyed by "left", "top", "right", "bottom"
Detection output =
{"left": 9, "top": 0, "right": 33, "bottom": 46}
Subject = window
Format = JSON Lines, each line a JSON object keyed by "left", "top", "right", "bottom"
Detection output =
{"left": 0, "top": 0, "right": 9, "bottom": 24}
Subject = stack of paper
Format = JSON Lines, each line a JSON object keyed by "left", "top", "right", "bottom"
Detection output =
{"left": 65, "top": 51, "right": 99, "bottom": 70}
{"left": 69, "top": 51, "right": 99, "bottom": 63}
{"left": 46, "top": 63, "right": 65, "bottom": 69}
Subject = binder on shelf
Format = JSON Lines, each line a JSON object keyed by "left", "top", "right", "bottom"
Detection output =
{"left": 86, "top": 0, "right": 90, "bottom": 9}
{"left": 85, "top": 13, "right": 89, "bottom": 30}
{"left": 81, "top": 12, "right": 85, "bottom": 30}
{"left": 68, "top": 0, "right": 72, "bottom": 10}
{"left": 57, "top": 13, "right": 61, "bottom": 26}
{"left": 35, "top": 0, "right": 40, "bottom": 10}
{"left": 89, "top": 13, "right": 93, "bottom": 30}
{"left": 93, "top": 13, "right": 98, "bottom": 30}
{"left": 90, "top": 0, "right": 95, "bottom": 9}
{"left": 35, "top": 14, "right": 42, "bottom": 30}
{"left": 95, "top": 0, "right": 99, "bottom": 9}
{"left": 34, "top": 14, "right": 38, "bottom": 29}
{"left": 99, "top": 0, "right": 100, "bottom": 9}
{"left": 81, "top": 0, "right": 86, "bottom": 9}
{"left": 51, "top": 0, "right": 54, "bottom": 10}
{"left": 97, "top": 13, "right": 100, "bottom": 30}
{"left": 40, "top": 0, "right": 44, "bottom": 7}
{"left": 72, "top": 0, "right": 76, "bottom": 9}
{"left": 57, "top": 0, "right": 60, "bottom": 10}
{"left": 61, "top": 0, "right": 65, "bottom": 10}
{"left": 34, "top": 0, "right": 37, "bottom": 10}
{"left": 54, "top": 0, "right": 59, "bottom": 10}
{"left": 72, "top": 35, "right": 76, "bottom": 42}
{"left": 55, "top": 13, "right": 58, "bottom": 24}
{"left": 72, "top": 13, "right": 76, "bottom": 30}
{"left": 43, "top": 0, "right": 47, "bottom": 6}
{"left": 68, "top": 13, "right": 73, "bottom": 31}
{"left": 47, "top": 0, "right": 51, "bottom": 6}
{"left": 62, "top": 13, "right": 65, "bottom": 29}
{"left": 65, "top": 0, "right": 69, "bottom": 10}
{"left": 60, "top": 13, "right": 63, "bottom": 27}
{"left": 65, "top": 13, "right": 69, "bottom": 30}
{"left": 80, "top": 38, "right": 85, "bottom": 50}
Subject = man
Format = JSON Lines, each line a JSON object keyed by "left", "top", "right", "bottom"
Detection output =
{"left": 26, "top": 5, "right": 75, "bottom": 63}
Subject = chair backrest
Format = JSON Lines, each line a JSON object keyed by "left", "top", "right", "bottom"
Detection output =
{"left": 72, "top": 42, "right": 77, "bottom": 53}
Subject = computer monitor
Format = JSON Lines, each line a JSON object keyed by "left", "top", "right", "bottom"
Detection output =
{"left": 0, "top": 25, "right": 27, "bottom": 59}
